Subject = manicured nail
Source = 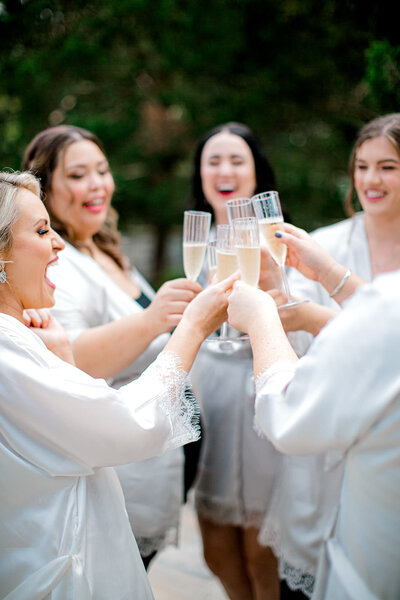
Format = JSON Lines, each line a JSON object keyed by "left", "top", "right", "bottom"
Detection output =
{"left": 275, "top": 231, "right": 283, "bottom": 238}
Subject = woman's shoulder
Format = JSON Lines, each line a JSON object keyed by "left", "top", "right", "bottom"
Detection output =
{"left": 0, "top": 314, "right": 49, "bottom": 363}
{"left": 58, "top": 242, "right": 95, "bottom": 269}
{"left": 310, "top": 213, "right": 364, "bottom": 250}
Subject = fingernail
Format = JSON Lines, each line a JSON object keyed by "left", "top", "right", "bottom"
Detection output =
{"left": 275, "top": 231, "right": 283, "bottom": 238}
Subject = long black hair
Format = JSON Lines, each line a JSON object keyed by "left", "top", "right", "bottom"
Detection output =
{"left": 189, "top": 122, "right": 276, "bottom": 218}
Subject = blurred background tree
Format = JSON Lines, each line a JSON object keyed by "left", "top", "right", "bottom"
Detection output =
{"left": 0, "top": 0, "right": 399, "bottom": 283}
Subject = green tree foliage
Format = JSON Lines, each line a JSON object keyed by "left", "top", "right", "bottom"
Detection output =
{"left": 0, "top": 0, "right": 398, "bottom": 280}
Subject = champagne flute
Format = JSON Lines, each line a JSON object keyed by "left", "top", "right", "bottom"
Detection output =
{"left": 225, "top": 197, "right": 254, "bottom": 225}
{"left": 216, "top": 225, "right": 237, "bottom": 339}
{"left": 183, "top": 210, "right": 211, "bottom": 281}
{"left": 216, "top": 225, "right": 237, "bottom": 282}
{"left": 252, "top": 191, "right": 306, "bottom": 308}
{"left": 232, "top": 217, "right": 261, "bottom": 287}
{"left": 207, "top": 240, "right": 217, "bottom": 283}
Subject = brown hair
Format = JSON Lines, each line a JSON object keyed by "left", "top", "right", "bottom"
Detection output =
{"left": 22, "top": 125, "right": 128, "bottom": 269}
{"left": 345, "top": 113, "right": 400, "bottom": 216}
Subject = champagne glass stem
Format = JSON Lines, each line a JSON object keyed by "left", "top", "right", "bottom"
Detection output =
{"left": 280, "top": 265, "right": 292, "bottom": 303}
{"left": 220, "top": 321, "right": 229, "bottom": 338}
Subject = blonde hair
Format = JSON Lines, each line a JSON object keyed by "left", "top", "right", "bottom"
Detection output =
{"left": 0, "top": 171, "right": 41, "bottom": 254}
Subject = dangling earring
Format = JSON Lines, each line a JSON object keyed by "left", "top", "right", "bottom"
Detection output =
{"left": 0, "top": 262, "right": 6, "bottom": 284}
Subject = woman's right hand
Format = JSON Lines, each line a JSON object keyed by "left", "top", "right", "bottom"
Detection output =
{"left": 144, "top": 278, "right": 202, "bottom": 336}
{"left": 163, "top": 272, "right": 239, "bottom": 373}
{"left": 275, "top": 224, "right": 365, "bottom": 303}
{"left": 180, "top": 272, "right": 240, "bottom": 341}
{"left": 274, "top": 223, "right": 337, "bottom": 283}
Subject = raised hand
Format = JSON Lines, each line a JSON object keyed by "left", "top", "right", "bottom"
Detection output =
{"left": 182, "top": 272, "right": 240, "bottom": 340}
{"left": 24, "top": 308, "right": 75, "bottom": 364}
{"left": 163, "top": 272, "right": 240, "bottom": 374}
{"left": 228, "top": 280, "right": 277, "bottom": 335}
{"left": 144, "top": 278, "right": 202, "bottom": 335}
{"left": 275, "top": 224, "right": 366, "bottom": 303}
{"left": 274, "top": 223, "right": 336, "bottom": 283}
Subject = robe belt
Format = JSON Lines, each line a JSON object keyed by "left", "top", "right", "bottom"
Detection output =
{"left": 3, "top": 554, "right": 91, "bottom": 600}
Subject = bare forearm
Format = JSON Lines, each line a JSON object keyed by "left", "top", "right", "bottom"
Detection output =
{"left": 73, "top": 312, "right": 158, "bottom": 378}
{"left": 283, "top": 302, "right": 338, "bottom": 336}
{"left": 319, "top": 264, "right": 366, "bottom": 306}
{"left": 162, "top": 318, "right": 205, "bottom": 374}
{"left": 248, "top": 310, "right": 298, "bottom": 379}
{"left": 54, "top": 341, "right": 76, "bottom": 365}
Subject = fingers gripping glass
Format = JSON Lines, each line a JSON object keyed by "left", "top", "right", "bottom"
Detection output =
{"left": 252, "top": 191, "right": 307, "bottom": 309}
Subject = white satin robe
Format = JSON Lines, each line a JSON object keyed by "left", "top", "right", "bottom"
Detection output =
{"left": 0, "top": 314, "right": 198, "bottom": 599}
{"left": 259, "top": 213, "right": 374, "bottom": 595}
{"left": 50, "top": 242, "right": 183, "bottom": 556}
{"left": 255, "top": 272, "right": 400, "bottom": 600}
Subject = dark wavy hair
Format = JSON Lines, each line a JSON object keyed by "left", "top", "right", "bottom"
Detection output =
{"left": 188, "top": 122, "right": 278, "bottom": 218}
{"left": 345, "top": 113, "right": 400, "bottom": 216}
{"left": 22, "top": 125, "right": 128, "bottom": 269}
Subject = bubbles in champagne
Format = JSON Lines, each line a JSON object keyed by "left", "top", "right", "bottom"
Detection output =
{"left": 258, "top": 218, "right": 287, "bottom": 266}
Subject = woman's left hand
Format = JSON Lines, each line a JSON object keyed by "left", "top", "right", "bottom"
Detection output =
{"left": 23, "top": 309, "right": 75, "bottom": 364}
{"left": 23, "top": 308, "right": 52, "bottom": 328}
{"left": 227, "top": 281, "right": 277, "bottom": 334}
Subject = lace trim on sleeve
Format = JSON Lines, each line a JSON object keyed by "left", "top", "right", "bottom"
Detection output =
{"left": 146, "top": 350, "right": 201, "bottom": 450}
{"left": 255, "top": 360, "right": 297, "bottom": 394}
{"left": 254, "top": 361, "right": 297, "bottom": 439}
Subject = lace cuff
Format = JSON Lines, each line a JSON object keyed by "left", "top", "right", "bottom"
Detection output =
{"left": 254, "top": 361, "right": 297, "bottom": 438}
{"left": 255, "top": 360, "right": 297, "bottom": 394}
{"left": 144, "top": 350, "right": 200, "bottom": 450}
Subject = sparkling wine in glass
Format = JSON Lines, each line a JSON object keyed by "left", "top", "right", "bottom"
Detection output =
{"left": 232, "top": 217, "right": 261, "bottom": 287}
{"left": 207, "top": 240, "right": 217, "bottom": 283}
{"left": 183, "top": 211, "right": 211, "bottom": 281}
{"left": 216, "top": 224, "right": 237, "bottom": 339}
{"left": 252, "top": 191, "right": 305, "bottom": 308}
{"left": 216, "top": 225, "right": 238, "bottom": 282}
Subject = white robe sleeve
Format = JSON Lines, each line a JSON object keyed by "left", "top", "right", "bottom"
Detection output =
{"left": 0, "top": 327, "right": 199, "bottom": 477}
{"left": 255, "top": 275, "right": 400, "bottom": 456}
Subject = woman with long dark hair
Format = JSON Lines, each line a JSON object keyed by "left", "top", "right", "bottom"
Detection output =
{"left": 188, "top": 122, "right": 282, "bottom": 600}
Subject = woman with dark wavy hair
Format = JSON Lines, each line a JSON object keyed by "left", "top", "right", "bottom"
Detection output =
{"left": 22, "top": 125, "right": 203, "bottom": 570}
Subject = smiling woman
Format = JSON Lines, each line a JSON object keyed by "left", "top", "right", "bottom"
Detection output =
{"left": 21, "top": 125, "right": 211, "bottom": 571}
{"left": 48, "top": 138, "right": 115, "bottom": 243}
{"left": 260, "top": 112, "right": 400, "bottom": 599}
{"left": 0, "top": 172, "right": 64, "bottom": 315}
{"left": 186, "top": 123, "right": 282, "bottom": 600}
{"left": 0, "top": 170, "right": 236, "bottom": 599}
